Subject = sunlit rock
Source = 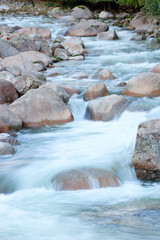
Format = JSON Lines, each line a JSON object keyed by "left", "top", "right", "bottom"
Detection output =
{"left": 84, "top": 82, "right": 109, "bottom": 101}
{"left": 122, "top": 72, "right": 160, "bottom": 97}
{"left": 85, "top": 94, "right": 127, "bottom": 121}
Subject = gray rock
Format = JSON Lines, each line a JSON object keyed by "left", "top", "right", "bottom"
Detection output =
{"left": 132, "top": 119, "right": 160, "bottom": 181}
{"left": 4, "top": 66, "right": 22, "bottom": 77}
{"left": 131, "top": 34, "right": 146, "bottom": 41}
{"left": 65, "top": 19, "right": 109, "bottom": 37}
{"left": 0, "top": 142, "right": 15, "bottom": 155}
{"left": 0, "top": 39, "right": 19, "bottom": 58}
{"left": 122, "top": 72, "right": 160, "bottom": 97}
{"left": 1, "top": 51, "right": 53, "bottom": 75}
{"left": 10, "top": 84, "right": 73, "bottom": 128}
{"left": 99, "top": 11, "right": 114, "bottom": 19}
{"left": 0, "top": 105, "right": 22, "bottom": 132}
{"left": 85, "top": 94, "right": 127, "bottom": 121}
{"left": 0, "top": 133, "right": 20, "bottom": 145}
{"left": 71, "top": 5, "right": 93, "bottom": 19}
{"left": 97, "top": 29, "right": 119, "bottom": 40}
{"left": 9, "top": 34, "right": 37, "bottom": 52}
{"left": 14, "top": 74, "right": 44, "bottom": 95}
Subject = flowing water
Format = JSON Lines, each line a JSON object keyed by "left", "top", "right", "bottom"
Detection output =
{"left": 0, "top": 15, "right": 160, "bottom": 240}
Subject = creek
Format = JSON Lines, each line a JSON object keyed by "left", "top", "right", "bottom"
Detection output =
{"left": 0, "top": 15, "right": 160, "bottom": 240}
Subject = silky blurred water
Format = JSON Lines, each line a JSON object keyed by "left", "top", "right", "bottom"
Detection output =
{"left": 0, "top": 15, "right": 160, "bottom": 240}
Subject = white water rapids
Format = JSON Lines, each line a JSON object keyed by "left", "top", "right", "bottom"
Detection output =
{"left": 0, "top": 15, "right": 160, "bottom": 240}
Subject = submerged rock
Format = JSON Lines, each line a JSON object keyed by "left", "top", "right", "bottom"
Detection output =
{"left": 84, "top": 82, "right": 109, "bottom": 101}
{"left": 132, "top": 119, "right": 160, "bottom": 181}
{"left": 0, "top": 142, "right": 15, "bottom": 155}
{"left": 52, "top": 168, "right": 119, "bottom": 191}
{"left": 122, "top": 72, "right": 160, "bottom": 97}
{"left": 93, "top": 68, "right": 115, "bottom": 80}
{"left": 85, "top": 94, "right": 127, "bottom": 122}
{"left": 65, "top": 19, "right": 109, "bottom": 37}
{"left": 0, "top": 133, "right": 20, "bottom": 145}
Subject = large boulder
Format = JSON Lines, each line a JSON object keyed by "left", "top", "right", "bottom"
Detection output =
{"left": 0, "top": 78, "right": 18, "bottom": 104}
{"left": 83, "top": 82, "right": 109, "bottom": 101}
{"left": 1, "top": 51, "right": 52, "bottom": 75}
{"left": 135, "top": 24, "right": 159, "bottom": 34}
{"left": 97, "top": 30, "right": 119, "bottom": 40}
{"left": 151, "top": 63, "right": 160, "bottom": 73}
{"left": 99, "top": 11, "right": 114, "bottom": 19}
{"left": 16, "top": 27, "right": 51, "bottom": 40}
{"left": 0, "top": 142, "right": 15, "bottom": 155}
{"left": 85, "top": 94, "right": 127, "bottom": 121}
{"left": 52, "top": 168, "right": 119, "bottom": 191}
{"left": 65, "top": 19, "right": 109, "bottom": 37}
{"left": 71, "top": 6, "right": 93, "bottom": 19}
{"left": 0, "top": 105, "right": 22, "bottom": 132}
{"left": 93, "top": 68, "right": 115, "bottom": 80}
{"left": 132, "top": 119, "right": 160, "bottom": 181}
{"left": 0, "top": 39, "right": 19, "bottom": 58}
{"left": 130, "top": 16, "right": 148, "bottom": 29}
{"left": 9, "top": 85, "right": 73, "bottom": 128}
{"left": 122, "top": 72, "right": 160, "bottom": 97}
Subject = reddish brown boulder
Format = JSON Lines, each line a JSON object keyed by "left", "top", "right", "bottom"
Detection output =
{"left": 84, "top": 82, "right": 109, "bottom": 101}
{"left": 52, "top": 168, "right": 119, "bottom": 191}
{"left": 0, "top": 78, "right": 18, "bottom": 104}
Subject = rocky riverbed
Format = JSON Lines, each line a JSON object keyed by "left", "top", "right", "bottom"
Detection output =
{"left": 0, "top": 3, "right": 160, "bottom": 240}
